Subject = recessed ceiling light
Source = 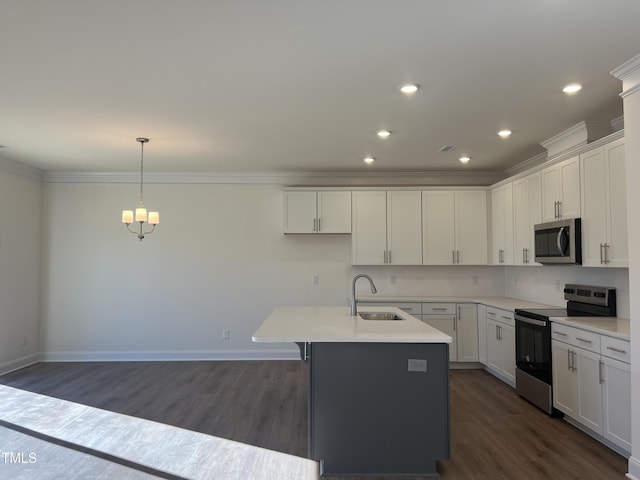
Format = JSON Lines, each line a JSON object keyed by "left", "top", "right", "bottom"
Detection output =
{"left": 364, "top": 156, "right": 375, "bottom": 164}
{"left": 377, "top": 130, "right": 391, "bottom": 139}
{"left": 498, "top": 129, "right": 512, "bottom": 138}
{"left": 562, "top": 83, "right": 582, "bottom": 94}
{"left": 459, "top": 156, "right": 471, "bottom": 164}
{"left": 400, "top": 83, "right": 420, "bottom": 95}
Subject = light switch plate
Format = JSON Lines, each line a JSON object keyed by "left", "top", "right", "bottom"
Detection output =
{"left": 408, "top": 359, "right": 427, "bottom": 372}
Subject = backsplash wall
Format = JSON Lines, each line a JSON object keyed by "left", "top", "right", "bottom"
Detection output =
{"left": 504, "top": 265, "right": 629, "bottom": 317}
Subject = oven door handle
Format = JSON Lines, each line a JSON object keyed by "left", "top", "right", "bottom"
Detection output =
{"left": 514, "top": 315, "right": 547, "bottom": 327}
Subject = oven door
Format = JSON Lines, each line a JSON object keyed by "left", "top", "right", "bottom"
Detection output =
{"left": 515, "top": 314, "right": 551, "bottom": 384}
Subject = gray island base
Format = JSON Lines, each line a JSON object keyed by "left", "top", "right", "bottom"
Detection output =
{"left": 253, "top": 306, "right": 452, "bottom": 477}
{"left": 309, "top": 341, "right": 450, "bottom": 476}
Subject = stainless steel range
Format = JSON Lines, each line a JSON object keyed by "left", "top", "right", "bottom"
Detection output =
{"left": 514, "top": 284, "right": 616, "bottom": 415}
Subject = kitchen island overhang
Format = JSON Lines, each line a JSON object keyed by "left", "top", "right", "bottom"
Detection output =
{"left": 253, "top": 306, "right": 452, "bottom": 477}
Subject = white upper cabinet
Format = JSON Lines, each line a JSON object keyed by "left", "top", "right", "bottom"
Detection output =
{"left": 513, "top": 172, "right": 542, "bottom": 265}
{"left": 541, "top": 156, "right": 581, "bottom": 222}
{"left": 490, "top": 183, "right": 514, "bottom": 265}
{"left": 422, "top": 190, "right": 488, "bottom": 265}
{"left": 283, "top": 190, "right": 351, "bottom": 233}
{"left": 422, "top": 191, "right": 456, "bottom": 265}
{"left": 352, "top": 190, "right": 422, "bottom": 265}
{"left": 580, "top": 137, "right": 627, "bottom": 267}
{"left": 455, "top": 191, "right": 488, "bottom": 265}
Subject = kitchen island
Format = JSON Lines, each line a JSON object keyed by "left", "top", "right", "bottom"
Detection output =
{"left": 253, "top": 306, "right": 452, "bottom": 477}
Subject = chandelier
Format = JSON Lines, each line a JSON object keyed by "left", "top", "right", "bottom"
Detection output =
{"left": 121, "top": 137, "right": 159, "bottom": 241}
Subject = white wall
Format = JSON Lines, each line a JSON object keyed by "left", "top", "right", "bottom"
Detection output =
{"left": 0, "top": 169, "right": 42, "bottom": 373}
{"left": 39, "top": 182, "right": 508, "bottom": 361}
{"left": 504, "top": 266, "right": 629, "bottom": 317}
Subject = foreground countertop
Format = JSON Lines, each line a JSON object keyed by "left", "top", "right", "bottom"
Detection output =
{"left": 0, "top": 385, "right": 319, "bottom": 480}
{"left": 252, "top": 306, "right": 452, "bottom": 344}
{"left": 356, "top": 295, "right": 559, "bottom": 311}
{"left": 550, "top": 316, "right": 630, "bottom": 340}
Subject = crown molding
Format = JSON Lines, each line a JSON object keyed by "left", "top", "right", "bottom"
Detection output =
{"left": 0, "top": 155, "right": 43, "bottom": 181}
{"left": 540, "top": 121, "right": 612, "bottom": 159}
{"left": 611, "top": 52, "right": 640, "bottom": 96}
{"left": 42, "top": 169, "right": 504, "bottom": 187}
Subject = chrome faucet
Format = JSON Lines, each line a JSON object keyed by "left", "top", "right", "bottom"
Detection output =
{"left": 351, "top": 274, "right": 378, "bottom": 316}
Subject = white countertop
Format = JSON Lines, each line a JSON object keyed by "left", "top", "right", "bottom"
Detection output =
{"left": 550, "top": 316, "right": 630, "bottom": 340}
{"left": 0, "top": 385, "right": 319, "bottom": 480}
{"left": 252, "top": 306, "right": 452, "bottom": 344}
{"left": 356, "top": 295, "right": 559, "bottom": 311}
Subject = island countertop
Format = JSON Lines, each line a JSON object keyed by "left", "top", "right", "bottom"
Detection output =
{"left": 252, "top": 306, "right": 452, "bottom": 344}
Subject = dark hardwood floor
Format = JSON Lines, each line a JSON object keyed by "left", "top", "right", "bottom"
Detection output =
{"left": 0, "top": 362, "right": 628, "bottom": 479}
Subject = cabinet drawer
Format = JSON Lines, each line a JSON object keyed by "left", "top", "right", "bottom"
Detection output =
{"left": 422, "top": 303, "right": 455, "bottom": 315}
{"left": 551, "top": 323, "right": 600, "bottom": 353}
{"left": 601, "top": 336, "right": 631, "bottom": 364}
{"left": 486, "top": 306, "right": 514, "bottom": 326}
{"left": 359, "top": 302, "right": 421, "bottom": 315}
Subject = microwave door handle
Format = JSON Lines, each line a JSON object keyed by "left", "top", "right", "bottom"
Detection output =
{"left": 556, "top": 227, "right": 566, "bottom": 256}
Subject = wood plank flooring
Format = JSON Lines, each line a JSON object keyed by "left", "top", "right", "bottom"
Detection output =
{"left": 0, "top": 362, "right": 628, "bottom": 479}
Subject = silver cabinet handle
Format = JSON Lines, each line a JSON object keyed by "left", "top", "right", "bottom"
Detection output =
{"left": 553, "top": 331, "right": 567, "bottom": 336}
{"left": 388, "top": 250, "right": 392, "bottom": 264}
{"left": 567, "top": 349, "right": 571, "bottom": 371}
{"left": 603, "top": 243, "right": 610, "bottom": 264}
{"left": 317, "top": 218, "right": 321, "bottom": 232}
{"left": 554, "top": 201, "right": 558, "bottom": 219}
{"left": 495, "top": 324, "right": 499, "bottom": 340}
{"left": 432, "top": 308, "right": 447, "bottom": 312}
{"left": 452, "top": 250, "right": 456, "bottom": 264}
{"left": 501, "top": 315, "right": 511, "bottom": 321}
{"left": 606, "top": 346, "right": 627, "bottom": 354}
{"left": 600, "top": 243, "right": 605, "bottom": 264}
{"left": 456, "top": 250, "right": 460, "bottom": 264}
{"left": 313, "top": 218, "right": 317, "bottom": 232}
{"left": 498, "top": 325, "right": 502, "bottom": 340}
{"left": 599, "top": 360, "right": 604, "bottom": 384}
{"left": 572, "top": 351, "right": 577, "bottom": 372}
{"left": 487, "top": 311, "right": 496, "bottom": 316}
{"left": 557, "top": 201, "right": 562, "bottom": 218}
{"left": 499, "top": 249, "right": 504, "bottom": 264}
{"left": 576, "top": 337, "right": 592, "bottom": 344}
{"left": 383, "top": 250, "right": 387, "bottom": 264}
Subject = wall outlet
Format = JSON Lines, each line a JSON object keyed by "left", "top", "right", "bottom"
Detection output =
{"left": 408, "top": 359, "right": 428, "bottom": 372}
{"left": 222, "top": 329, "right": 230, "bottom": 340}
{"left": 312, "top": 274, "right": 320, "bottom": 285}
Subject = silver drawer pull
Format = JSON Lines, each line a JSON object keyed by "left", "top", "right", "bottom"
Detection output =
{"left": 432, "top": 308, "right": 447, "bottom": 311}
{"left": 487, "top": 312, "right": 496, "bottom": 316}
{"left": 400, "top": 308, "right": 413, "bottom": 312}
{"left": 553, "top": 331, "right": 568, "bottom": 336}
{"left": 576, "top": 337, "right": 592, "bottom": 344}
{"left": 606, "top": 346, "right": 627, "bottom": 354}
{"left": 501, "top": 315, "right": 511, "bottom": 320}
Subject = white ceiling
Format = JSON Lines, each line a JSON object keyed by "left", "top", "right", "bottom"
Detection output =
{"left": 1, "top": 1, "right": 639, "bottom": 177}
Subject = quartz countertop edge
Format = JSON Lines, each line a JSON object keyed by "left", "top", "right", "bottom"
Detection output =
{"left": 253, "top": 306, "right": 452, "bottom": 344}
{"left": 550, "top": 316, "right": 630, "bottom": 340}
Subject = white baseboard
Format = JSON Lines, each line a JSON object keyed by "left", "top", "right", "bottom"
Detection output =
{"left": 627, "top": 455, "right": 640, "bottom": 480}
{"left": 39, "top": 349, "right": 300, "bottom": 362}
{"left": 0, "top": 353, "right": 40, "bottom": 376}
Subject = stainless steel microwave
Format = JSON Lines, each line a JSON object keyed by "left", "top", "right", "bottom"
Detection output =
{"left": 534, "top": 218, "right": 582, "bottom": 264}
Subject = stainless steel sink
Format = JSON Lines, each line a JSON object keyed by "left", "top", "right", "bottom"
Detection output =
{"left": 358, "top": 312, "right": 404, "bottom": 321}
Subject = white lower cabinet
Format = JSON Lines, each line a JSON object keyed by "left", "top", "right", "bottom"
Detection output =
{"left": 551, "top": 323, "right": 631, "bottom": 454}
{"left": 420, "top": 303, "right": 477, "bottom": 363}
{"left": 485, "top": 307, "right": 515, "bottom": 386}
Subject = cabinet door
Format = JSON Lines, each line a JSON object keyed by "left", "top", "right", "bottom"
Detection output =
{"left": 552, "top": 340, "right": 577, "bottom": 415}
{"left": 541, "top": 165, "right": 561, "bottom": 222}
{"left": 455, "top": 191, "right": 488, "bottom": 265}
{"left": 352, "top": 191, "right": 387, "bottom": 265}
{"left": 605, "top": 139, "right": 627, "bottom": 267}
{"left": 513, "top": 172, "right": 541, "bottom": 265}
{"left": 486, "top": 319, "right": 502, "bottom": 373}
{"left": 580, "top": 147, "right": 608, "bottom": 266}
{"left": 491, "top": 183, "right": 514, "bottom": 265}
{"left": 421, "top": 315, "right": 457, "bottom": 362}
{"left": 602, "top": 356, "right": 631, "bottom": 452}
{"left": 456, "top": 304, "right": 478, "bottom": 362}
{"left": 477, "top": 304, "right": 487, "bottom": 365}
{"left": 574, "top": 347, "right": 603, "bottom": 433}
{"left": 422, "top": 191, "right": 456, "bottom": 265}
{"left": 500, "top": 323, "right": 516, "bottom": 384}
{"left": 386, "top": 191, "right": 422, "bottom": 265}
{"left": 559, "top": 156, "right": 580, "bottom": 219}
{"left": 317, "top": 191, "right": 351, "bottom": 233}
{"left": 283, "top": 191, "right": 317, "bottom": 233}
